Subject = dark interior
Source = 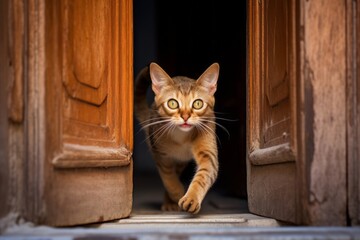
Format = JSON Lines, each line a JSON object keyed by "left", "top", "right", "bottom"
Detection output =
{"left": 133, "top": 0, "right": 247, "bottom": 208}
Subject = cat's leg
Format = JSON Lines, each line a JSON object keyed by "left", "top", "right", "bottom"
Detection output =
{"left": 161, "top": 191, "right": 181, "bottom": 211}
{"left": 178, "top": 137, "right": 218, "bottom": 214}
{"left": 155, "top": 157, "right": 185, "bottom": 211}
{"left": 161, "top": 162, "right": 189, "bottom": 211}
{"left": 175, "top": 162, "right": 188, "bottom": 177}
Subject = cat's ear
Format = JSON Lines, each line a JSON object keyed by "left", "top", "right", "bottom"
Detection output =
{"left": 149, "top": 63, "right": 173, "bottom": 95}
{"left": 196, "top": 63, "right": 219, "bottom": 95}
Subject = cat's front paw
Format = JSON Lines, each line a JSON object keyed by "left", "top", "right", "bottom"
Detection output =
{"left": 178, "top": 194, "right": 201, "bottom": 214}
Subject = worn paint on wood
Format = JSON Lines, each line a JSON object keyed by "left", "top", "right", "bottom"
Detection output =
{"left": 299, "top": 0, "right": 347, "bottom": 226}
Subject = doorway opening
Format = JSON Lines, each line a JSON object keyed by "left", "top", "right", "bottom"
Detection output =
{"left": 133, "top": 0, "right": 247, "bottom": 214}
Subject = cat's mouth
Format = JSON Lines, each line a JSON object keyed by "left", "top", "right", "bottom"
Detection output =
{"left": 180, "top": 123, "right": 192, "bottom": 128}
{"left": 179, "top": 123, "right": 193, "bottom": 131}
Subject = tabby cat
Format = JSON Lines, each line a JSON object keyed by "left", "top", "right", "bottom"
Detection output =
{"left": 134, "top": 62, "right": 219, "bottom": 214}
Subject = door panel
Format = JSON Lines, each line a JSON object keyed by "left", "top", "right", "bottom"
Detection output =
{"left": 265, "top": 0, "right": 289, "bottom": 106}
{"left": 53, "top": 0, "right": 132, "bottom": 167}
{"left": 263, "top": 0, "right": 291, "bottom": 149}
{"left": 25, "top": 0, "right": 133, "bottom": 226}
{"left": 247, "top": 0, "right": 296, "bottom": 223}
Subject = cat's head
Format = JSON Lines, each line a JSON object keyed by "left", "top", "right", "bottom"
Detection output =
{"left": 149, "top": 62, "right": 219, "bottom": 132}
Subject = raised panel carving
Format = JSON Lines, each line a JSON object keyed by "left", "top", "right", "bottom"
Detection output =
{"left": 262, "top": 0, "right": 291, "bottom": 148}
{"left": 49, "top": 0, "right": 133, "bottom": 168}
{"left": 265, "top": 0, "right": 289, "bottom": 107}
{"left": 61, "top": 0, "right": 115, "bottom": 146}
{"left": 62, "top": 0, "right": 109, "bottom": 106}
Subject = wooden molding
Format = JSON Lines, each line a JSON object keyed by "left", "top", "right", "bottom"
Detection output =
{"left": 249, "top": 143, "right": 295, "bottom": 166}
{"left": 52, "top": 144, "right": 132, "bottom": 168}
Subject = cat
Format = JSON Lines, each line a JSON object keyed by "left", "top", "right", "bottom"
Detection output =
{"left": 134, "top": 62, "right": 219, "bottom": 214}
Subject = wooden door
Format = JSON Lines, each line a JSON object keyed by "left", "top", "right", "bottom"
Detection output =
{"left": 24, "top": 0, "right": 133, "bottom": 226}
{"left": 248, "top": 0, "right": 349, "bottom": 225}
{"left": 247, "top": 0, "right": 297, "bottom": 223}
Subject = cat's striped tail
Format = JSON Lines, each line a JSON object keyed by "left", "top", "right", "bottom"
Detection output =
{"left": 134, "top": 65, "right": 151, "bottom": 124}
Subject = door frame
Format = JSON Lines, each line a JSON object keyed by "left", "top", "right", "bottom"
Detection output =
{"left": 346, "top": 0, "right": 360, "bottom": 226}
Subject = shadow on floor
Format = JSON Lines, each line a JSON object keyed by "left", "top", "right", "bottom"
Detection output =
{"left": 132, "top": 170, "right": 249, "bottom": 215}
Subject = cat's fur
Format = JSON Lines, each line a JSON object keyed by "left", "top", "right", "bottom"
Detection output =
{"left": 134, "top": 62, "right": 219, "bottom": 214}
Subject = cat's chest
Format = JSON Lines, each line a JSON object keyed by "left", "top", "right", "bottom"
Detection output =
{"left": 165, "top": 141, "right": 193, "bottom": 161}
{"left": 159, "top": 130, "right": 194, "bottom": 161}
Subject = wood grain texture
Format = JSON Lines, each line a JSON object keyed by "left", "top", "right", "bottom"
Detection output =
{"left": 247, "top": 0, "right": 261, "bottom": 153}
{"left": 262, "top": 0, "right": 292, "bottom": 149}
{"left": 265, "top": 0, "right": 289, "bottom": 107}
{"left": 298, "top": 0, "right": 347, "bottom": 226}
{"left": 2, "top": 0, "right": 27, "bottom": 219}
{"left": 249, "top": 143, "right": 295, "bottom": 166}
{"left": 247, "top": 0, "right": 297, "bottom": 223}
{"left": 23, "top": 0, "right": 134, "bottom": 226}
{"left": 247, "top": 162, "right": 296, "bottom": 223}
{"left": 52, "top": 144, "right": 131, "bottom": 168}
{"left": 354, "top": 0, "right": 360, "bottom": 225}
{"left": 25, "top": 0, "right": 47, "bottom": 222}
{"left": 61, "top": 0, "right": 124, "bottom": 149}
{"left": 62, "top": 0, "right": 109, "bottom": 106}
{"left": 8, "top": 0, "right": 24, "bottom": 123}
{"left": 0, "top": 0, "right": 10, "bottom": 220}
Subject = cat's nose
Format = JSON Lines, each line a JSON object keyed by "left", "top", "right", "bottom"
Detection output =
{"left": 182, "top": 114, "right": 189, "bottom": 122}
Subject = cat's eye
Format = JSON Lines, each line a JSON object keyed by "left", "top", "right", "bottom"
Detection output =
{"left": 192, "top": 99, "right": 204, "bottom": 110}
{"left": 167, "top": 99, "right": 179, "bottom": 109}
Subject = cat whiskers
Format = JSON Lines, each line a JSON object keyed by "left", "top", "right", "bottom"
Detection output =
{"left": 145, "top": 121, "right": 174, "bottom": 144}
{"left": 152, "top": 123, "right": 173, "bottom": 144}
{"left": 142, "top": 122, "right": 169, "bottom": 144}
{"left": 195, "top": 121, "right": 222, "bottom": 145}
{"left": 138, "top": 117, "right": 173, "bottom": 144}
{"left": 135, "top": 117, "right": 171, "bottom": 136}
{"left": 139, "top": 119, "right": 172, "bottom": 131}
{"left": 139, "top": 116, "right": 170, "bottom": 125}
{"left": 201, "top": 116, "right": 239, "bottom": 122}
{"left": 166, "top": 123, "right": 178, "bottom": 139}
{"left": 200, "top": 119, "right": 231, "bottom": 139}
